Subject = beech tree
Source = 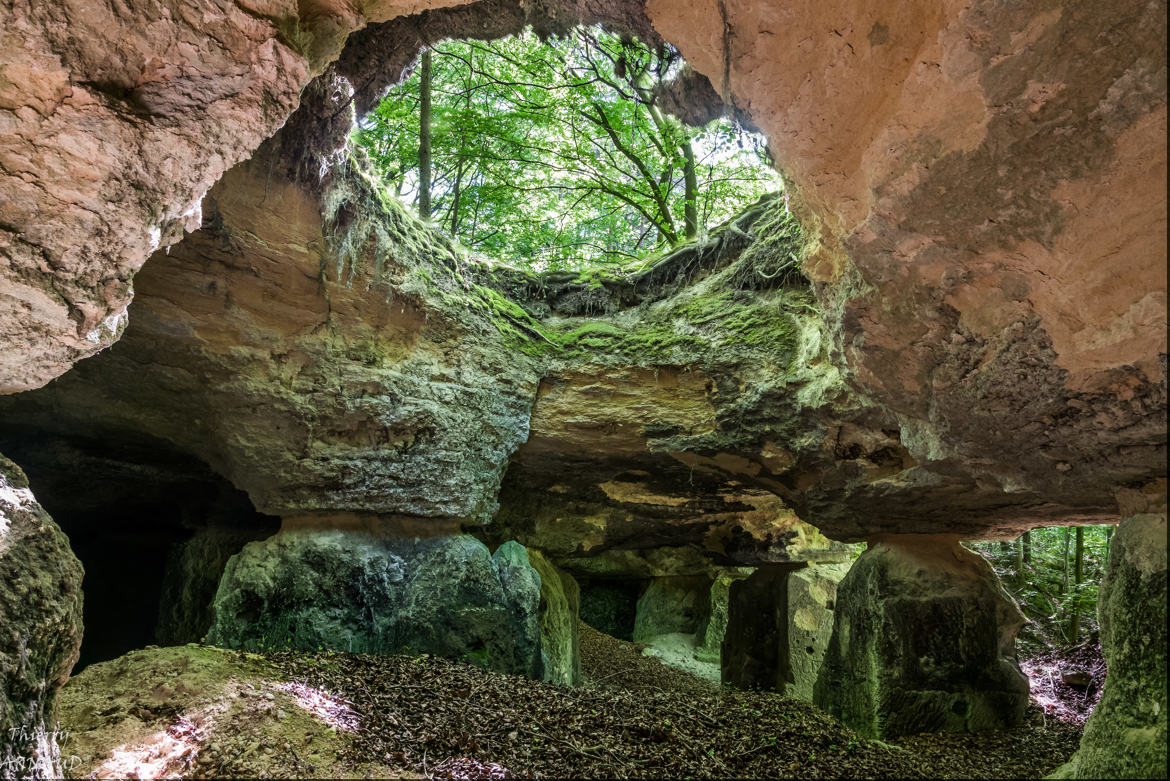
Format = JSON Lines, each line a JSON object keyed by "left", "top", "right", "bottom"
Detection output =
{"left": 352, "top": 28, "right": 779, "bottom": 269}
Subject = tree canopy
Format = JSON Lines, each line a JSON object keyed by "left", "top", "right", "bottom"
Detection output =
{"left": 352, "top": 27, "right": 781, "bottom": 271}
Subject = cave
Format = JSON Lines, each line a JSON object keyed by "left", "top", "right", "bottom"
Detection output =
{"left": 0, "top": 425, "right": 279, "bottom": 671}
{"left": 0, "top": 0, "right": 1165, "bottom": 778}
{"left": 578, "top": 578, "right": 644, "bottom": 641}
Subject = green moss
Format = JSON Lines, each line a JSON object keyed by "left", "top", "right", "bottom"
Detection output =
{"left": 672, "top": 289, "right": 800, "bottom": 356}
{"left": 552, "top": 321, "right": 708, "bottom": 362}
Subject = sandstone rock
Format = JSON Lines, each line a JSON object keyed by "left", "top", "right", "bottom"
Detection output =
{"left": 813, "top": 535, "right": 1028, "bottom": 738}
{"left": 718, "top": 561, "right": 849, "bottom": 697}
{"left": 527, "top": 549, "right": 581, "bottom": 686}
{"left": 0, "top": 147, "right": 541, "bottom": 525}
{"left": 0, "top": 454, "right": 84, "bottom": 775}
{"left": 649, "top": 0, "right": 1166, "bottom": 533}
{"left": 720, "top": 564, "right": 802, "bottom": 693}
{"left": 1054, "top": 492, "right": 1166, "bottom": 778}
{"left": 491, "top": 541, "right": 543, "bottom": 680}
{"left": 632, "top": 576, "right": 712, "bottom": 643}
{"left": 693, "top": 570, "right": 751, "bottom": 664}
{"left": 787, "top": 561, "right": 852, "bottom": 701}
{"left": 207, "top": 531, "right": 543, "bottom": 677}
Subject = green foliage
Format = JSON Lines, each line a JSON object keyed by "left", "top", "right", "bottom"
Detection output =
{"left": 352, "top": 27, "right": 780, "bottom": 271}
{"left": 969, "top": 525, "right": 1113, "bottom": 653}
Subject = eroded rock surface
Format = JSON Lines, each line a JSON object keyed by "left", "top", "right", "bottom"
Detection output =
{"left": 813, "top": 535, "right": 1028, "bottom": 738}
{"left": 649, "top": 0, "right": 1167, "bottom": 533}
{"left": 0, "top": 454, "right": 83, "bottom": 775}
{"left": 208, "top": 531, "right": 543, "bottom": 677}
{"left": 1056, "top": 484, "right": 1167, "bottom": 778}
{"left": 527, "top": 549, "right": 582, "bottom": 687}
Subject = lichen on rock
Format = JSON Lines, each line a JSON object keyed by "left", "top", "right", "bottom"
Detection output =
{"left": 0, "top": 454, "right": 84, "bottom": 776}
{"left": 207, "top": 531, "right": 544, "bottom": 677}
{"left": 813, "top": 535, "right": 1029, "bottom": 738}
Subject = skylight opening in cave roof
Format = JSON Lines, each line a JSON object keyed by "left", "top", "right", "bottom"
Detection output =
{"left": 351, "top": 25, "right": 782, "bottom": 274}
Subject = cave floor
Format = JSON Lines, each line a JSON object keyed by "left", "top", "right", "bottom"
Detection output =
{"left": 57, "top": 628, "right": 1082, "bottom": 779}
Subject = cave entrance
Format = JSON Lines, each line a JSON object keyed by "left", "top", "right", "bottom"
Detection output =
{"left": 0, "top": 427, "right": 278, "bottom": 673}
{"left": 578, "top": 577, "right": 644, "bottom": 641}
{"left": 969, "top": 527, "right": 1113, "bottom": 725}
{"left": 352, "top": 25, "right": 780, "bottom": 273}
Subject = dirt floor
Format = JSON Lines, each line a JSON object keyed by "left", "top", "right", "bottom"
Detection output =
{"left": 54, "top": 625, "right": 1086, "bottom": 779}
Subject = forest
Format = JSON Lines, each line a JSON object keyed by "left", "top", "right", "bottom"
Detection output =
{"left": 352, "top": 28, "right": 781, "bottom": 270}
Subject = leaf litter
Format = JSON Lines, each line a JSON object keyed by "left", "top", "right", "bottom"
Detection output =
{"left": 58, "top": 628, "right": 1083, "bottom": 779}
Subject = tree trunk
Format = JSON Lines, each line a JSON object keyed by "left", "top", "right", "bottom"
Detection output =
{"left": 682, "top": 130, "right": 699, "bottom": 239}
{"left": 1015, "top": 535, "right": 1025, "bottom": 586}
{"left": 418, "top": 49, "right": 433, "bottom": 220}
{"left": 450, "top": 159, "right": 464, "bottom": 236}
{"left": 1062, "top": 526, "right": 1071, "bottom": 594}
{"left": 1022, "top": 530, "right": 1032, "bottom": 563}
{"left": 1069, "top": 525, "right": 1085, "bottom": 642}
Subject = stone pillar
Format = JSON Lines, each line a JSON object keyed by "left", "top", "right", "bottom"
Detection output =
{"left": 719, "top": 562, "right": 849, "bottom": 698}
{"left": 720, "top": 563, "right": 803, "bottom": 692}
{"left": 527, "top": 549, "right": 582, "bottom": 686}
{"left": 787, "top": 561, "right": 852, "bottom": 701}
{"left": 813, "top": 534, "right": 1028, "bottom": 738}
{"left": 632, "top": 575, "right": 712, "bottom": 642}
{"left": 0, "top": 454, "right": 84, "bottom": 776}
{"left": 1055, "top": 482, "right": 1166, "bottom": 779}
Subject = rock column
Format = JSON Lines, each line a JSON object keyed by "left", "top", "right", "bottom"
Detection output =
{"left": 813, "top": 534, "right": 1028, "bottom": 738}
{"left": 0, "top": 455, "right": 83, "bottom": 776}
{"left": 1056, "top": 482, "right": 1166, "bottom": 778}
{"left": 720, "top": 563, "right": 803, "bottom": 692}
{"left": 720, "top": 562, "right": 849, "bottom": 698}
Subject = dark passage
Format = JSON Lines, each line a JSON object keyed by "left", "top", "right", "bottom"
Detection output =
{"left": 0, "top": 427, "right": 278, "bottom": 672}
{"left": 579, "top": 578, "right": 645, "bottom": 641}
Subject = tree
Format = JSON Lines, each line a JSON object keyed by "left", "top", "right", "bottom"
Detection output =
{"left": 972, "top": 525, "right": 1112, "bottom": 653}
{"left": 418, "top": 49, "right": 433, "bottom": 220}
{"left": 352, "top": 27, "right": 779, "bottom": 270}
{"left": 1069, "top": 525, "right": 1085, "bottom": 642}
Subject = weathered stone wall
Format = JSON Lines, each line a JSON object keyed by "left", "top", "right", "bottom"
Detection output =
{"left": 632, "top": 576, "right": 712, "bottom": 642}
{"left": 0, "top": 455, "right": 83, "bottom": 775}
{"left": 813, "top": 535, "right": 1028, "bottom": 738}
{"left": 208, "top": 531, "right": 544, "bottom": 677}
{"left": 1055, "top": 483, "right": 1167, "bottom": 778}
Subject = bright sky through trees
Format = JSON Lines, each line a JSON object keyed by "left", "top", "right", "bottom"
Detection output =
{"left": 352, "top": 27, "right": 782, "bottom": 271}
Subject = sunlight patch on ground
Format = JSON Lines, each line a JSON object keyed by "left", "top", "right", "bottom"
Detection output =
{"left": 275, "top": 680, "right": 360, "bottom": 732}
{"left": 91, "top": 709, "right": 212, "bottom": 779}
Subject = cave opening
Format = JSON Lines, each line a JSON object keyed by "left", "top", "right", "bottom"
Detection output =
{"left": 0, "top": 425, "right": 279, "bottom": 673}
{"left": 350, "top": 25, "right": 782, "bottom": 273}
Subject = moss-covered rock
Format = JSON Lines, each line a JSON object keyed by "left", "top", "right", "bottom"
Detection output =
{"left": 207, "top": 531, "right": 542, "bottom": 677}
{"left": 787, "top": 561, "right": 852, "bottom": 701}
{"left": 0, "top": 454, "right": 84, "bottom": 776}
{"left": 1052, "top": 510, "right": 1166, "bottom": 779}
{"left": 491, "top": 542, "right": 544, "bottom": 680}
{"left": 527, "top": 550, "right": 581, "bottom": 686}
{"left": 813, "top": 536, "right": 1028, "bottom": 738}
{"left": 694, "top": 570, "right": 751, "bottom": 663}
{"left": 632, "top": 576, "right": 712, "bottom": 643}
{"left": 155, "top": 525, "right": 277, "bottom": 646}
